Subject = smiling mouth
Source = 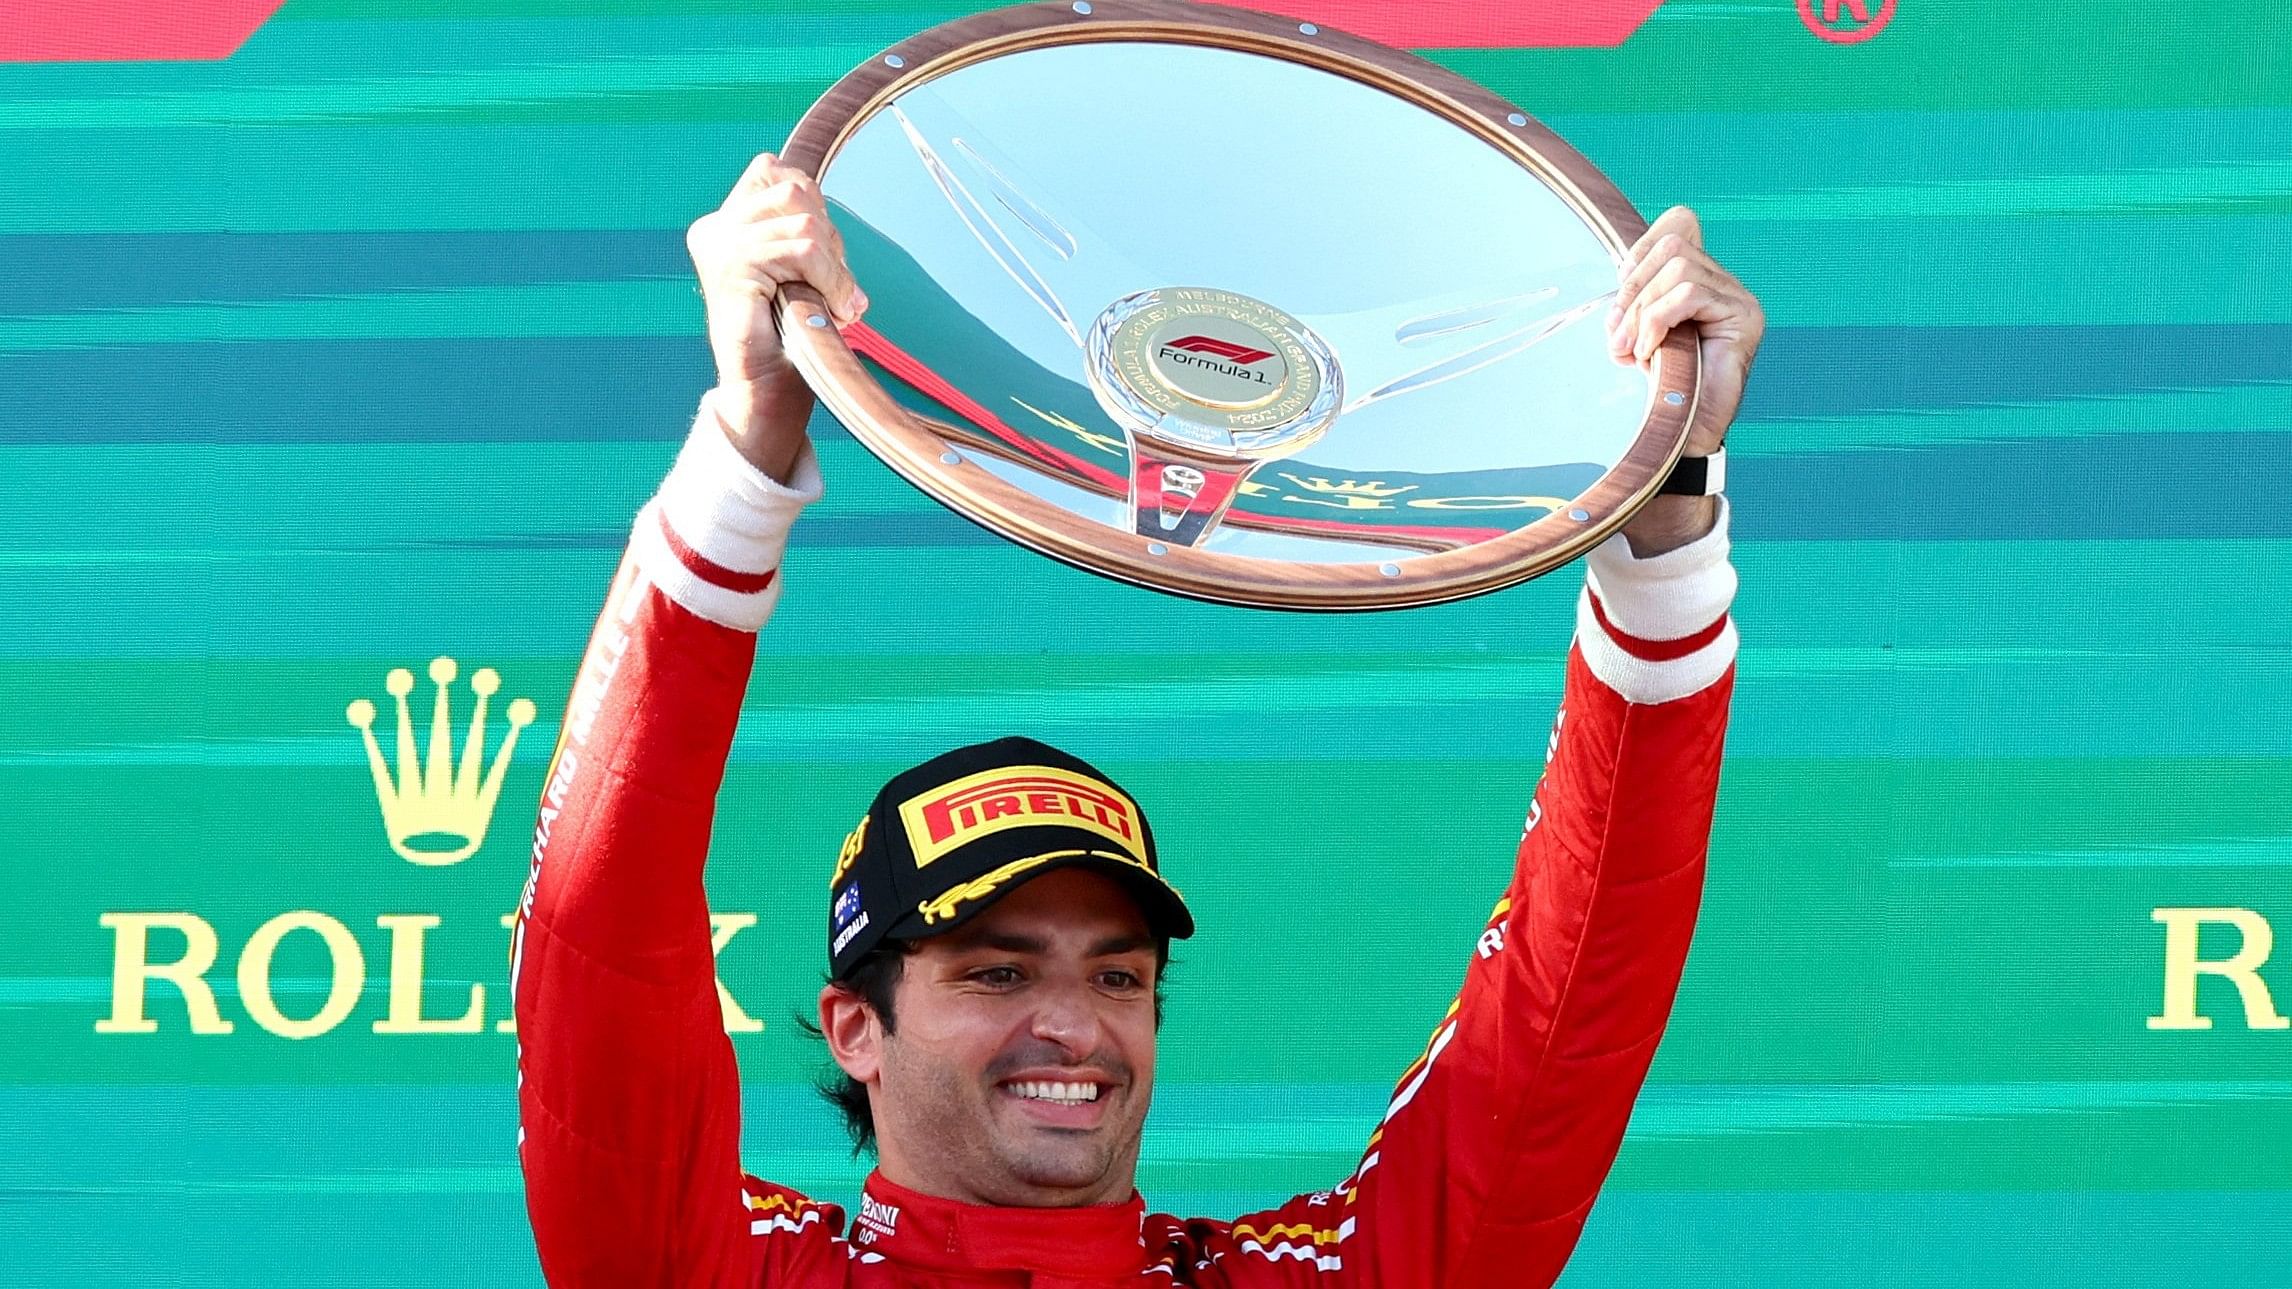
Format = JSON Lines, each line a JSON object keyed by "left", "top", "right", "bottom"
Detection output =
{"left": 1001, "top": 1079, "right": 1103, "bottom": 1106}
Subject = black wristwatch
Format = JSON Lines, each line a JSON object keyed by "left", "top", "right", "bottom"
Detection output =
{"left": 1658, "top": 448, "right": 1726, "bottom": 497}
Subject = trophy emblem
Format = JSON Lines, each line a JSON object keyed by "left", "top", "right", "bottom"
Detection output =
{"left": 771, "top": 0, "right": 1699, "bottom": 609}
{"left": 1086, "top": 287, "right": 1341, "bottom": 547}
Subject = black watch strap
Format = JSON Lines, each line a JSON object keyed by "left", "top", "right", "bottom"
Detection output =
{"left": 1658, "top": 448, "right": 1726, "bottom": 497}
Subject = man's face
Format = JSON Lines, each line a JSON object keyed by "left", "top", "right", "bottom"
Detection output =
{"left": 831, "top": 867, "right": 1162, "bottom": 1208}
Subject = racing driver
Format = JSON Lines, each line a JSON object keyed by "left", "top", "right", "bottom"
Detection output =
{"left": 512, "top": 152, "right": 1765, "bottom": 1287}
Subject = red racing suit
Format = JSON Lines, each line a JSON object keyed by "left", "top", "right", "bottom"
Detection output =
{"left": 512, "top": 399, "right": 1739, "bottom": 1288}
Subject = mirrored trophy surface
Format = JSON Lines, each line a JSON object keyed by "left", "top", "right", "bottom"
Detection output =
{"left": 777, "top": 0, "right": 1698, "bottom": 610}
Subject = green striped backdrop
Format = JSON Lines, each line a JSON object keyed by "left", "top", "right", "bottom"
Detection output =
{"left": 4, "top": 1, "right": 2288, "bottom": 1284}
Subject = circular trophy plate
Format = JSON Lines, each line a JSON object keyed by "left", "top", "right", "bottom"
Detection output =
{"left": 776, "top": 0, "right": 1698, "bottom": 611}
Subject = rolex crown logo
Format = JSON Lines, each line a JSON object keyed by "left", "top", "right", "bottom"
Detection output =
{"left": 345, "top": 657, "right": 537, "bottom": 866}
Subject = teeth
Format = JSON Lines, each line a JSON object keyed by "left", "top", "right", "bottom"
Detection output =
{"left": 1008, "top": 1080, "right": 1101, "bottom": 1105}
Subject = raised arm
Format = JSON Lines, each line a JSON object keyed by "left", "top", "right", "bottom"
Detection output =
{"left": 510, "top": 155, "right": 866, "bottom": 1287}
{"left": 1340, "top": 510, "right": 1737, "bottom": 1287}
{"left": 1194, "top": 208, "right": 1763, "bottom": 1288}
{"left": 1199, "top": 514, "right": 1739, "bottom": 1288}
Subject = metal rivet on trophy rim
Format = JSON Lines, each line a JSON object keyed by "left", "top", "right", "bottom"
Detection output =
{"left": 1379, "top": 563, "right": 1401, "bottom": 577}
{"left": 1507, "top": 112, "right": 1528, "bottom": 127}
{"left": 939, "top": 451, "right": 960, "bottom": 465}
{"left": 1568, "top": 507, "right": 1591, "bottom": 522}
{"left": 884, "top": 53, "right": 905, "bottom": 68}
{"left": 1299, "top": 22, "right": 1318, "bottom": 34}
{"left": 1073, "top": 1, "right": 1092, "bottom": 12}
{"left": 1146, "top": 542, "right": 1169, "bottom": 556}
{"left": 1664, "top": 390, "right": 1686, "bottom": 405}
{"left": 804, "top": 314, "right": 828, "bottom": 329}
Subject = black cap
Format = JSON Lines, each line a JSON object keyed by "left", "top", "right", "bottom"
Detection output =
{"left": 827, "top": 736, "right": 1194, "bottom": 980}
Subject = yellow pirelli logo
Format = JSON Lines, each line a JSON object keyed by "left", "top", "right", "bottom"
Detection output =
{"left": 898, "top": 766, "right": 1145, "bottom": 869}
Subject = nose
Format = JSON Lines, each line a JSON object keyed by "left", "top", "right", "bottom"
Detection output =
{"left": 1028, "top": 980, "right": 1103, "bottom": 1060}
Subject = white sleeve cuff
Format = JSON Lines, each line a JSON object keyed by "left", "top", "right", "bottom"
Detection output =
{"left": 1575, "top": 497, "right": 1738, "bottom": 704}
{"left": 1584, "top": 495, "right": 1736, "bottom": 640}
{"left": 627, "top": 393, "right": 825, "bottom": 632}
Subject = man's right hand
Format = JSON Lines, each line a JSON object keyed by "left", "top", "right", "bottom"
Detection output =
{"left": 685, "top": 152, "right": 869, "bottom": 483}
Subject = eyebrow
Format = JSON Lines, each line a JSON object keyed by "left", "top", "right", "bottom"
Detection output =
{"left": 1088, "top": 934, "right": 1157, "bottom": 958}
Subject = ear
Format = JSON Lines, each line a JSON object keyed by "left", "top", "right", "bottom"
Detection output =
{"left": 818, "top": 983, "right": 884, "bottom": 1086}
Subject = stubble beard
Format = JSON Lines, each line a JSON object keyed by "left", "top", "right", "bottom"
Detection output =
{"left": 986, "top": 1088, "right": 1140, "bottom": 1196}
{"left": 882, "top": 1039, "right": 1147, "bottom": 1205}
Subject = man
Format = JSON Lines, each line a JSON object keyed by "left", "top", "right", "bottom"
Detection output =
{"left": 512, "top": 153, "right": 1764, "bottom": 1287}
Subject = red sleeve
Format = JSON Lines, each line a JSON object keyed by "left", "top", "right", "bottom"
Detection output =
{"left": 1202, "top": 505, "right": 1739, "bottom": 1288}
{"left": 510, "top": 399, "right": 840, "bottom": 1288}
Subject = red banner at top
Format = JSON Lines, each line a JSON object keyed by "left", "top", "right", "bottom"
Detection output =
{"left": 3, "top": 1, "right": 1672, "bottom": 63}
{"left": 0, "top": 0, "right": 287, "bottom": 63}
{"left": 1204, "top": 0, "right": 1669, "bottom": 48}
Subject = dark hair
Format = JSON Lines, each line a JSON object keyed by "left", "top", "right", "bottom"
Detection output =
{"left": 798, "top": 938, "right": 1173, "bottom": 1155}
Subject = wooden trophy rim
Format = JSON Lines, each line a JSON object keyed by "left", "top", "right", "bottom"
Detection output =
{"left": 774, "top": 0, "right": 1696, "bottom": 612}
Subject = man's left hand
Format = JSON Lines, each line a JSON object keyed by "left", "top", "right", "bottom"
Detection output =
{"left": 1607, "top": 205, "right": 1764, "bottom": 553}
{"left": 1609, "top": 205, "right": 1763, "bottom": 456}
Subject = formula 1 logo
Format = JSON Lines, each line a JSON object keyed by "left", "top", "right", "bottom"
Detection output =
{"left": 1162, "top": 335, "right": 1277, "bottom": 365}
{"left": 1797, "top": 0, "right": 1897, "bottom": 43}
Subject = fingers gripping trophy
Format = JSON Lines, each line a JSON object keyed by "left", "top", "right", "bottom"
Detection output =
{"left": 510, "top": 4, "right": 1765, "bottom": 1287}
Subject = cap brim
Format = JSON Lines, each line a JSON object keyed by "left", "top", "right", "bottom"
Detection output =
{"left": 884, "top": 848, "right": 1195, "bottom": 946}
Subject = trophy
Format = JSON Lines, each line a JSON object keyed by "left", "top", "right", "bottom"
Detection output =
{"left": 774, "top": 0, "right": 1697, "bottom": 610}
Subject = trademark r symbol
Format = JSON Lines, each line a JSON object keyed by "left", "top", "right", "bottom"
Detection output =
{"left": 1797, "top": 0, "right": 1896, "bottom": 42}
